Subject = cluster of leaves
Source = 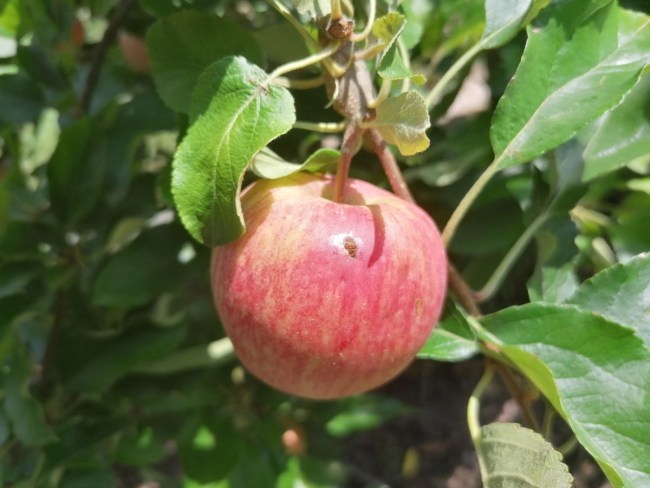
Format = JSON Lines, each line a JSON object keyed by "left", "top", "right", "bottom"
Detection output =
{"left": 0, "top": 0, "right": 649, "bottom": 487}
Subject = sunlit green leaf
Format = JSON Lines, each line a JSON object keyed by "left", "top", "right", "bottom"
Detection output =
{"left": 491, "top": 2, "right": 650, "bottom": 169}
{"left": 483, "top": 303, "right": 650, "bottom": 487}
{"left": 291, "top": 0, "right": 330, "bottom": 18}
{"left": 477, "top": 423, "right": 572, "bottom": 487}
{"left": 366, "top": 90, "right": 430, "bottom": 156}
{"left": 147, "top": 11, "right": 262, "bottom": 113}
{"left": 568, "top": 252, "right": 650, "bottom": 349}
{"left": 372, "top": 12, "right": 406, "bottom": 51}
{"left": 377, "top": 44, "right": 426, "bottom": 84}
{"left": 481, "top": 0, "right": 533, "bottom": 49}
{"left": 582, "top": 72, "right": 650, "bottom": 181}
{"left": 418, "top": 301, "right": 479, "bottom": 362}
{"left": 172, "top": 56, "right": 295, "bottom": 246}
{"left": 249, "top": 147, "right": 339, "bottom": 179}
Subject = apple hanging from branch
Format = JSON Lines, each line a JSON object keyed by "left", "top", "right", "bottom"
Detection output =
{"left": 211, "top": 172, "right": 447, "bottom": 399}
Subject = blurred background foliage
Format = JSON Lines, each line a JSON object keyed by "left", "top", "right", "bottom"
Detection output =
{"left": 0, "top": 0, "right": 648, "bottom": 486}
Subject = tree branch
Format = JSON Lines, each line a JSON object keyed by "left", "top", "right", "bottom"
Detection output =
{"left": 77, "top": 0, "right": 136, "bottom": 116}
{"left": 368, "top": 128, "right": 414, "bottom": 202}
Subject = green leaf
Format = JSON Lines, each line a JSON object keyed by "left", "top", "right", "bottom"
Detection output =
{"left": 366, "top": 90, "right": 430, "bottom": 156}
{"left": 491, "top": 2, "right": 650, "bottom": 169}
{"left": 609, "top": 193, "right": 650, "bottom": 262}
{"left": 17, "top": 44, "right": 67, "bottom": 91}
{"left": 172, "top": 56, "right": 296, "bottom": 246}
{"left": 0, "top": 262, "right": 39, "bottom": 299}
{"left": 482, "top": 304, "right": 650, "bottom": 487}
{"left": 376, "top": 43, "right": 426, "bottom": 84}
{"left": 47, "top": 118, "right": 99, "bottom": 225}
{"left": 527, "top": 216, "right": 579, "bottom": 304}
{"left": 0, "top": 72, "right": 44, "bottom": 126}
{"left": 58, "top": 466, "right": 116, "bottom": 488}
{"left": 627, "top": 177, "right": 650, "bottom": 194}
{"left": 291, "top": 0, "right": 330, "bottom": 19}
{"left": 372, "top": 12, "right": 406, "bottom": 56}
{"left": 568, "top": 252, "right": 650, "bottom": 349}
{"left": 418, "top": 301, "right": 479, "bottom": 362}
{"left": 477, "top": 423, "right": 572, "bottom": 487}
{"left": 147, "top": 11, "right": 263, "bottom": 113}
{"left": 2, "top": 352, "right": 56, "bottom": 446}
{"left": 249, "top": 147, "right": 339, "bottom": 180}
{"left": 527, "top": 142, "right": 585, "bottom": 303}
{"left": 0, "top": 410, "right": 9, "bottom": 445}
{"left": 582, "top": 71, "right": 650, "bottom": 181}
{"left": 93, "top": 225, "right": 187, "bottom": 308}
{"left": 114, "top": 426, "right": 166, "bottom": 466}
{"left": 44, "top": 416, "right": 128, "bottom": 469}
{"left": 64, "top": 324, "right": 185, "bottom": 394}
{"left": 180, "top": 423, "right": 241, "bottom": 483}
{"left": 481, "top": 0, "right": 534, "bottom": 49}
{"left": 325, "top": 396, "right": 407, "bottom": 437}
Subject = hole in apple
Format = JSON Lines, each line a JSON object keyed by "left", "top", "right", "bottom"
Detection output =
{"left": 343, "top": 236, "right": 358, "bottom": 258}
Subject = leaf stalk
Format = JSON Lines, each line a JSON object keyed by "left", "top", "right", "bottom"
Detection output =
{"left": 267, "top": 42, "right": 342, "bottom": 84}
{"left": 424, "top": 41, "right": 483, "bottom": 110}
{"left": 474, "top": 212, "right": 550, "bottom": 302}
{"left": 442, "top": 160, "right": 499, "bottom": 245}
{"left": 351, "top": 0, "right": 377, "bottom": 43}
{"left": 468, "top": 361, "right": 494, "bottom": 480}
{"left": 293, "top": 121, "right": 346, "bottom": 133}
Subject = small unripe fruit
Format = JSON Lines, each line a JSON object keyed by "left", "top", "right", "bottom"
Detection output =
{"left": 118, "top": 31, "right": 151, "bottom": 74}
{"left": 211, "top": 172, "right": 447, "bottom": 399}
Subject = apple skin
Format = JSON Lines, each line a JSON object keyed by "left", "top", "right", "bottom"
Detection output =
{"left": 118, "top": 31, "right": 151, "bottom": 74}
{"left": 211, "top": 172, "right": 447, "bottom": 399}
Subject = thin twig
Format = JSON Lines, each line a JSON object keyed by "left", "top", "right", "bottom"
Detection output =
{"left": 493, "top": 360, "right": 540, "bottom": 432}
{"left": 448, "top": 262, "right": 482, "bottom": 317}
{"left": 41, "top": 291, "right": 65, "bottom": 386}
{"left": 474, "top": 212, "right": 549, "bottom": 303}
{"left": 424, "top": 40, "right": 483, "bottom": 110}
{"left": 77, "top": 0, "right": 136, "bottom": 116}
{"left": 368, "top": 128, "right": 414, "bottom": 202}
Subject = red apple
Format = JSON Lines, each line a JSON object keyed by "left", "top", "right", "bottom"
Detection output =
{"left": 211, "top": 172, "right": 447, "bottom": 399}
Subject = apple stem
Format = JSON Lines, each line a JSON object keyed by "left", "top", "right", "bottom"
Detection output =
{"left": 333, "top": 124, "right": 363, "bottom": 203}
{"left": 369, "top": 128, "right": 483, "bottom": 317}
